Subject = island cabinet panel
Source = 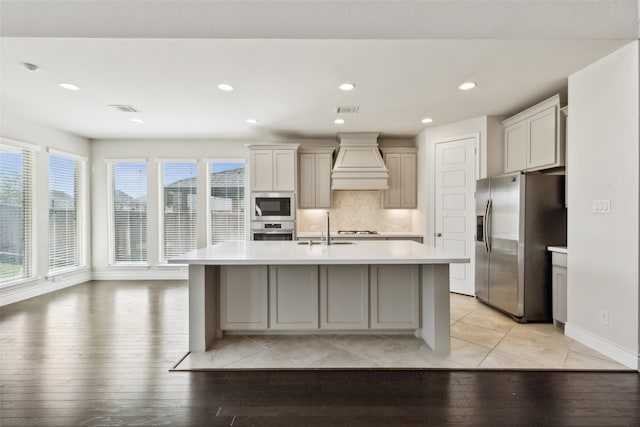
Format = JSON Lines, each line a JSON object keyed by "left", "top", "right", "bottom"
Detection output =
{"left": 269, "top": 265, "right": 319, "bottom": 329}
{"left": 320, "top": 265, "right": 369, "bottom": 329}
{"left": 220, "top": 266, "right": 268, "bottom": 330}
{"left": 370, "top": 265, "right": 419, "bottom": 329}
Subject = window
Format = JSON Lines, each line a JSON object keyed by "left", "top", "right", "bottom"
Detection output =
{"left": 160, "top": 161, "right": 197, "bottom": 262}
{"left": 110, "top": 161, "right": 148, "bottom": 264}
{"left": 48, "top": 152, "right": 86, "bottom": 273}
{"left": 0, "top": 140, "right": 35, "bottom": 284}
{"left": 209, "top": 161, "right": 245, "bottom": 244}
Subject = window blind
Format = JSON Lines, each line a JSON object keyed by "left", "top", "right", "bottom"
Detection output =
{"left": 49, "top": 154, "right": 85, "bottom": 272}
{"left": 161, "top": 162, "right": 197, "bottom": 261}
{"left": 0, "top": 143, "right": 34, "bottom": 283}
{"left": 111, "top": 162, "right": 148, "bottom": 263}
{"left": 210, "top": 161, "right": 245, "bottom": 244}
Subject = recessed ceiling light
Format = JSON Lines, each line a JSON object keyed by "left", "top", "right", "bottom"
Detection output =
{"left": 131, "top": 118, "right": 144, "bottom": 123}
{"left": 217, "top": 83, "right": 234, "bottom": 92}
{"left": 246, "top": 119, "right": 258, "bottom": 124}
{"left": 334, "top": 118, "right": 345, "bottom": 124}
{"left": 58, "top": 82, "right": 79, "bottom": 91}
{"left": 421, "top": 117, "right": 433, "bottom": 124}
{"left": 339, "top": 83, "right": 356, "bottom": 91}
{"left": 458, "top": 82, "right": 476, "bottom": 91}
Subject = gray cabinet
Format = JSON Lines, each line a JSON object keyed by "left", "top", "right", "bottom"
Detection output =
{"left": 381, "top": 148, "right": 417, "bottom": 208}
{"left": 220, "top": 266, "right": 268, "bottom": 330}
{"left": 298, "top": 148, "right": 333, "bottom": 208}
{"left": 503, "top": 95, "right": 565, "bottom": 173}
{"left": 370, "top": 265, "right": 419, "bottom": 329}
{"left": 248, "top": 145, "right": 298, "bottom": 192}
{"left": 551, "top": 252, "right": 567, "bottom": 326}
{"left": 320, "top": 265, "right": 369, "bottom": 329}
{"left": 269, "top": 265, "right": 319, "bottom": 329}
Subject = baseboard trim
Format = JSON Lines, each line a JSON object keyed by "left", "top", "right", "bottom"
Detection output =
{"left": 92, "top": 270, "right": 188, "bottom": 281}
{"left": 565, "top": 322, "right": 638, "bottom": 370}
{"left": 0, "top": 270, "right": 92, "bottom": 306}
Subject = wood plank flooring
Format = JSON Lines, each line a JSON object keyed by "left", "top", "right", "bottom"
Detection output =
{"left": 1, "top": 280, "right": 638, "bottom": 426}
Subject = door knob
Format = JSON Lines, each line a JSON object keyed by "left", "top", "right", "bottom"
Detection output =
{"left": 436, "top": 233, "right": 442, "bottom": 237}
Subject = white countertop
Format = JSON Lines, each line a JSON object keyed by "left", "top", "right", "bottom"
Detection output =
{"left": 297, "top": 231, "right": 424, "bottom": 239}
{"left": 547, "top": 246, "right": 568, "bottom": 254}
{"left": 170, "top": 240, "right": 469, "bottom": 265}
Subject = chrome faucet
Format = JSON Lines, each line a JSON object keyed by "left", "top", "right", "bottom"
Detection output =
{"left": 325, "top": 211, "right": 331, "bottom": 245}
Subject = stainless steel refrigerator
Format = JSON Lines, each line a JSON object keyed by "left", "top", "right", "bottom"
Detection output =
{"left": 475, "top": 172, "right": 566, "bottom": 322}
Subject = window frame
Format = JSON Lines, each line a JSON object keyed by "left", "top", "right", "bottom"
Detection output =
{"left": 157, "top": 159, "right": 198, "bottom": 264}
{"left": 0, "top": 138, "right": 39, "bottom": 287}
{"left": 47, "top": 148, "right": 88, "bottom": 275}
{"left": 107, "top": 159, "right": 149, "bottom": 266}
{"left": 207, "top": 159, "right": 248, "bottom": 245}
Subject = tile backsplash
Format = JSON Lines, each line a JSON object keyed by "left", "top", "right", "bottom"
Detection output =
{"left": 297, "top": 191, "right": 413, "bottom": 232}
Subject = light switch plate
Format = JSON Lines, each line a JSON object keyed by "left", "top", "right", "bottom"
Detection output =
{"left": 592, "top": 199, "right": 610, "bottom": 214}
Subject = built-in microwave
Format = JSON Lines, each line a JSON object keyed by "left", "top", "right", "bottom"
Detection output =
{"left": 251, "top": 192, "right": 295, "bottom": 221}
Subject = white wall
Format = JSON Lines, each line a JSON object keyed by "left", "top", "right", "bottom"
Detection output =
{"left": 565, "top": 41, "right": 639, "bottom": 369}
{"left": 0, "top": 113, "right": 92, "bottom": 305}
{"left": 91, "top": 138, "right": 257, "bottom": 280}
{"left": 414, "top": 116, "right": 502, "bottom": 244}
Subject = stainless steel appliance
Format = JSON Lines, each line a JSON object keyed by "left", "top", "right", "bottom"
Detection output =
{"left": 251, "top": 221, "right": 296, "bottom": 241}
{"left": 251, "top": 192, "right": 295, "bottom": 221}
{"left": 475, "top": 172, "right": 566, "bottom": 322}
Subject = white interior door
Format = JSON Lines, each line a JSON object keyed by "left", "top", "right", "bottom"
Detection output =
{"left": 434, "top": 136, "right": 477, "bottom": 295}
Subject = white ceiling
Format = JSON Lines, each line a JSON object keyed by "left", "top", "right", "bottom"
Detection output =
{"left": 1, "top": 1, "right": 637, "bottom": 140}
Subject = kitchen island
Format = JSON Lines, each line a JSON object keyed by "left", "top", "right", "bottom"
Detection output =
{"left": 170, "top": 240, "right": 469, "bottom": 353}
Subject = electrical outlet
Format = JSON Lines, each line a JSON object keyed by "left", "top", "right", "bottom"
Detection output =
{"left": 599, "top": 310, "right": 609, "bottom": 325}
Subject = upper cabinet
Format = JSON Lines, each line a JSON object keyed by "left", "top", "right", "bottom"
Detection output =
{"left": 298, "top": 148, "right": 334, "bottom": 209}
{"left": 502, "top": 94, "right": 565, "bottom": 173}
{"left": 381, "top": 148, "right": 417, "bottom": 209}
{"left": 248, "top": 144, "right": 299, "bottom": 192}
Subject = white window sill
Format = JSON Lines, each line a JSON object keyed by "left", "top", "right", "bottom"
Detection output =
{"left": 46, "top": 266, "right": 90, "bottom": 280}
{"left": 0, "top": 276, "right": 43, "bottom": 290}
{"left": 107, "top": 264, "right": 150, "bottom": 269}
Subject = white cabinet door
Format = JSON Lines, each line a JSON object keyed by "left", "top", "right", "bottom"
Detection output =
{"left": 298, "top": 149, "right": 333, "bottom": 209}
{"left": 273, "top": 150, "right": 296, "bottom": 191}
{"left": 527, "top": 106, "right": 557, "bottom": 169}
{"left": 502, "top": 94, "right": 564, "bottom": 173}
{"left": 320, "top": 265, "right": 369, "bottom": 329}
{"left": 269, "top": 265, "right": 319, "bottom": 329}
{"left": 504, "top": 121, "right": 527, "bottom": 173}
{"left": 382, "top": 149, "right": 417, "bottom": 209}
{"left": 251, "top": 150, "right": 274, "bottom": 192}
{"left": 383, "top": 153, "right": 401, "bottom": 207}
{"left": 314, "top": 152, "right": 332, "bottom": 208}
{"left": 400, "top": 153, "right": 417, "bottom": 208}
{"left": 220, "top": 266, "right": 268, "bottom": 330}
{"left": 298, "top": 153, "right": 316, "bottom": 208}
{"left": 370, "top": 265, "right": 419, "bottom": 329}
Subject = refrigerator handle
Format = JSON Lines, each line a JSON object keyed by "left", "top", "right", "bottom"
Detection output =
{"left": 485, "top": 199, "right": 492, "bottom": 253}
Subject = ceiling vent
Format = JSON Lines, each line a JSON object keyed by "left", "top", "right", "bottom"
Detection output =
{"left": 335, "top": 106, "right": 359, "bottom": 114}
{"left": 109, "top": 104, "right": 141, "bottom": 113}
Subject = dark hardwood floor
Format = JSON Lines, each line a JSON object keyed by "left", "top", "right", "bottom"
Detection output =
{"left": 1, "top": 280, "right": 638, "bottom": 426}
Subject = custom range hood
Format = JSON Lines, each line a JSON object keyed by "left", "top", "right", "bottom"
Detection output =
{"left": 331, "top": 133, "right": 389, "bottom": 190}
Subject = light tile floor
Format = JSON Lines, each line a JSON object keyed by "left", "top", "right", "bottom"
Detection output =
{"left": 174, "top": 293, "right": 630, "bottom": 371}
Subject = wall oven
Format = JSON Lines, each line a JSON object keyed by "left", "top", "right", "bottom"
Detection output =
{"left": 250, "top": 221, "right": 296, "bottom": 241}
{"left": 251, "top": 192, "right": 295, "bottom": 221}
